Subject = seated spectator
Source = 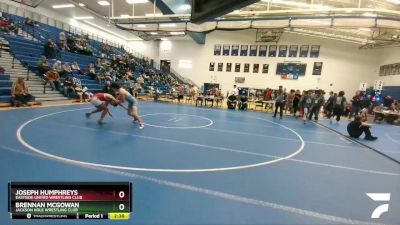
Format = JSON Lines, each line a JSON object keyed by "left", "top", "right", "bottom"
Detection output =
{"left": 71, "top": 61, "right": 80, "bottom": 72}
{"left": 59, "top": 31, "right": 69, "bottom": 51}
{"left": 347, "top": 115, "right": 377, "bottom": 141}
{"left": 11, "top": 77, "right": 33, "bottom": 107}
{"left": 53, "top": 60, "right": 63, "bottom": 75}
{"left": 0, "top": 17, "right": 9, "bottom": 32}
{"left": 24, "top": 17, "right": 35, "bottom": 26}
{"left": 62, "top": 62, "right": 72, "bottom": 75}
{"left": 46, "top": 70, "right": 61, "bottom": 91}
{"left": 9, "top": 22, "right": 19, "bottom": 35}
{"left": 383, "top": 96, "right": 394, "bottom": 108}
{"left": 0, "top": 66, "right": 5, "bottom": 75}
{"left": 87, "top": 63, "right": 96, "bottom": 79}
{"left": 63, "top": 75, "right": 75, "bottom": 98}
{"left": 227, "top": 94, "right": 237, "bottom": 110}
{"left": 238, "top": 95, "right": 248, "bottom": 110}
{"left": 44, "top": 39, "right": 57, "bottom": 59}
{"left": 74, "top": 82, "right": 89, "bottom": 103}
{"left": 373, "top": 104, "right": 384, "bottom": 122}
{"left": 37, "top": 56, "right": 50, "bottom": 74}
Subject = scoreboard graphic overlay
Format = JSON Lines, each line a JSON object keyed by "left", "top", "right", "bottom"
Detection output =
{"left": 9, "top": 182, "right": 132, "bottom": 220}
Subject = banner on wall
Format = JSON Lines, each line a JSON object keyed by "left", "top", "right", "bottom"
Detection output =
{"left": 289, "top": 45, "right": 298, "bottom": 57}
{"left": 249, "top": 45, "right": 258, "bottom": 56}
{"left": 374, "top": 80, "right": 384, "bottom": 91}
{"left": 209, "top": 62, "right": 215, "bottom": 71}
{"left": 223, "top": 44, "right": 230, "bottom": 56}
{"left": 278, "top": 45, "right": 288, "bottom": 57}
{"left": 235, "top": 77, "right": 245, "bottom": 83}
{"left": 359, "top": 82, "right": 368, "bottom": 91}
{"left": 217, "top": 63, "right": 223, "bottom": 72}
{"left": 253, "top": 64, "right": 259, "bottom": 73}
{"left": 226, "top": 63, "right": 232, "bottom": 72}
{"left": 310, "top": 45, "right": 320, "bottom": 58}
{"left": 259, "top": 45, "right": 267, "bottom": 56}
{"left": 235, "top": 63, "right": 241, "bottom": 72}
{"left": 240, "top": 45, "right": 248, "bottom": 56}
{"left": 244, "top": 63, "right": 250, "bottom": 72}
{"left": 312, "top": 62, "right": 323, "bottom": 75}
{"left": 231, "top": 45, "right": 239, "bottom": 56}
{"left": 214, "top": 45, "right": 221, "bottom": 56}
{"left": 268, "top": 45, "right": 277, "bottom": 57}
{"left": 299, "top": 45, "right": 309, "bottom": 57}
{"left": 262, "top": 64, "right": 269, "bottom": 73}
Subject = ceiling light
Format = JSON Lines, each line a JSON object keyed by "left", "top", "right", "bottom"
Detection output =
{"left": 179, "top": 4, "right": 191, "bottom": 10}
{"left": 161, "top": 38, "right": 169, "bottom": 41}
{"left": 345, "top": 9, "right": 353, "bottom": 13}
{"left": 149, "top": 32, "right": 158, "bottom": 35}
{"left": 233, "top": 10, "right": 240, "bottom": 13}
{"left": 78, "top": 3, "right": 85, "bottom": 6}
{"left": 120, "top": 14, "right": 130, "bottom": 18}
{"left": 145, "top": 13, "right": 163, "bottom": 17}
{"left": 52, "top": 4, "right": 75, "bottom": 8}
{"left": 73, "top": 16, "right": 94, "bottom": 20}
{"left": 159, "top": 23, "right": 176, "bottom": 27}
{"left": 358, "top": 28, "right": 371, "bottom": 32}
{"left": 97, "top": 1, "right": 110, "bottom": 6}
{"left": 170, "top": 31, "right": 185, "bottom": 35}
{"left": 137, "top": 24, "right": 147, "bottom": 28}
{"left": 126, "top": 0, "right": 149, "bottom": 3}
{"left": 387, "top": 0, "right": 400, "bottom": 4}
{"left": 362, "top": 12, "right": 377, "bottom": 17}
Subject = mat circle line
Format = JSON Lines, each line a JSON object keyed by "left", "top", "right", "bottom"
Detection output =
{"left": 16, "top": 108, "right": 305, "bottom": 173}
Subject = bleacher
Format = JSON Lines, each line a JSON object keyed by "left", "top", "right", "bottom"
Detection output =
{"left": 0, "top": 11, "right": 183, "bottom": 105}
{"left": 0, "top": 74, "right": 12, "bottom": 103}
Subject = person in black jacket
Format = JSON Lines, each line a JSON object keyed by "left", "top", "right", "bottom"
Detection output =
{"left": 227, "top": 94, "right": 237, "bottom": 110}
{"left": 347, "top": 116, "right": 377, "bottom": 141}
{"left": 331, "top": 91, "right": 347, "bottom": 123}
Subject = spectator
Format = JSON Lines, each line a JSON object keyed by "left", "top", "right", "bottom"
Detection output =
{"left": 46, "top": 70, "right": 61, "bottom": 91}
{"left": 11, "top": 77, "right": 33, "bottom": 107}
{"left": 59, "top": 31, "right": 68, "bottom": 50}
{"left": 87, "top": 63, "right": 96, "bottom": 79}
{"left": 238, "top": 95, "right": 248, "bottom": 110}
{"left": 44, "top": 39, "right": 57, "bottom": 59}
{"left": 349, "top": 91, "right": 362, "bottom": 120}
{"left": 62, "top": 62, "right": 72, "bottom": 75}
{"left": 383, "top": 96, "right": 394, "bottom": 108}
{"left": 292, "top": 90, "right": 301, "bottom": 117}
{"left": 53, "top": 60, "right": 63, "bottom": 75}
{"left": 330, "top": 91, "right": 347, "bottom": 123}
{"left": 273, "top": 85, "right": 287, "bottom": 119}
{"left": 37, "top": 56, "right": 50, "bottom": 74}
{"left": 308, "top": 89, "right": 325, "bottom": 121}
{"left": 227, "top": 94, "right": 237, "bottom": 109}
{"left": 324, "top": 91, "right": 335, "bottom": 118}
{"left": 0, "top": 66, "right": 5, "bottom": 75}
{"left": 71, "top": 61, "right": 80, "bottom": 72}
{"left": 74, "top": 82, "right": 89, "bottom": 103}
{"left": 347, "top": 115, "right": 377, "bottom": 141}
{"left": 24, "top": 17, "right": 35, "bottom": 26}
{"left": 285, "top": 89, "right": 295, "bottom": 114}
{"left": 373, "top": 104, "right": 385, "bottom": 122}
{"left": 301, "top": 91, "right": 313, "bottom": 124}
{"left": 63, "top": 75, "right": 75, "bottom": 98}
{"left": 0, "top": 17, "right": 9, "bottom": 32}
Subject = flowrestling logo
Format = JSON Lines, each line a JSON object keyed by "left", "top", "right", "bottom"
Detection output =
{"left": 366, "top": 193, "right": 391, "bottom": 219}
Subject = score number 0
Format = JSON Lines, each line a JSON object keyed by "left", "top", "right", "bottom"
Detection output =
{"left": 119, "top": 191, "right": 125, "bottom": 211}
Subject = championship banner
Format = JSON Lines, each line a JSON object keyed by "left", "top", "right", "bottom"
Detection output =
{"left": 359, "top": 82, "right": 367, "bottom": 91}
{"left": 231, "top": 45, "right": 239, "bottom": 56}
{"left": 223, "top": 44, "right": 230, "bottom": 56}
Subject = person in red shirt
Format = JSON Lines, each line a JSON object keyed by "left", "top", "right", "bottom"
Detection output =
{"left": 85, "top": 93, "right": 119, "bottom": 124}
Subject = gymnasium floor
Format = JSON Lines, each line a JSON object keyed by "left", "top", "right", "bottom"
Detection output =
{"left": 319, "top": 119, "right": 400, "bottom": 163}
{"left": 0, "top": 101, "right": 399, "bottom": 225}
